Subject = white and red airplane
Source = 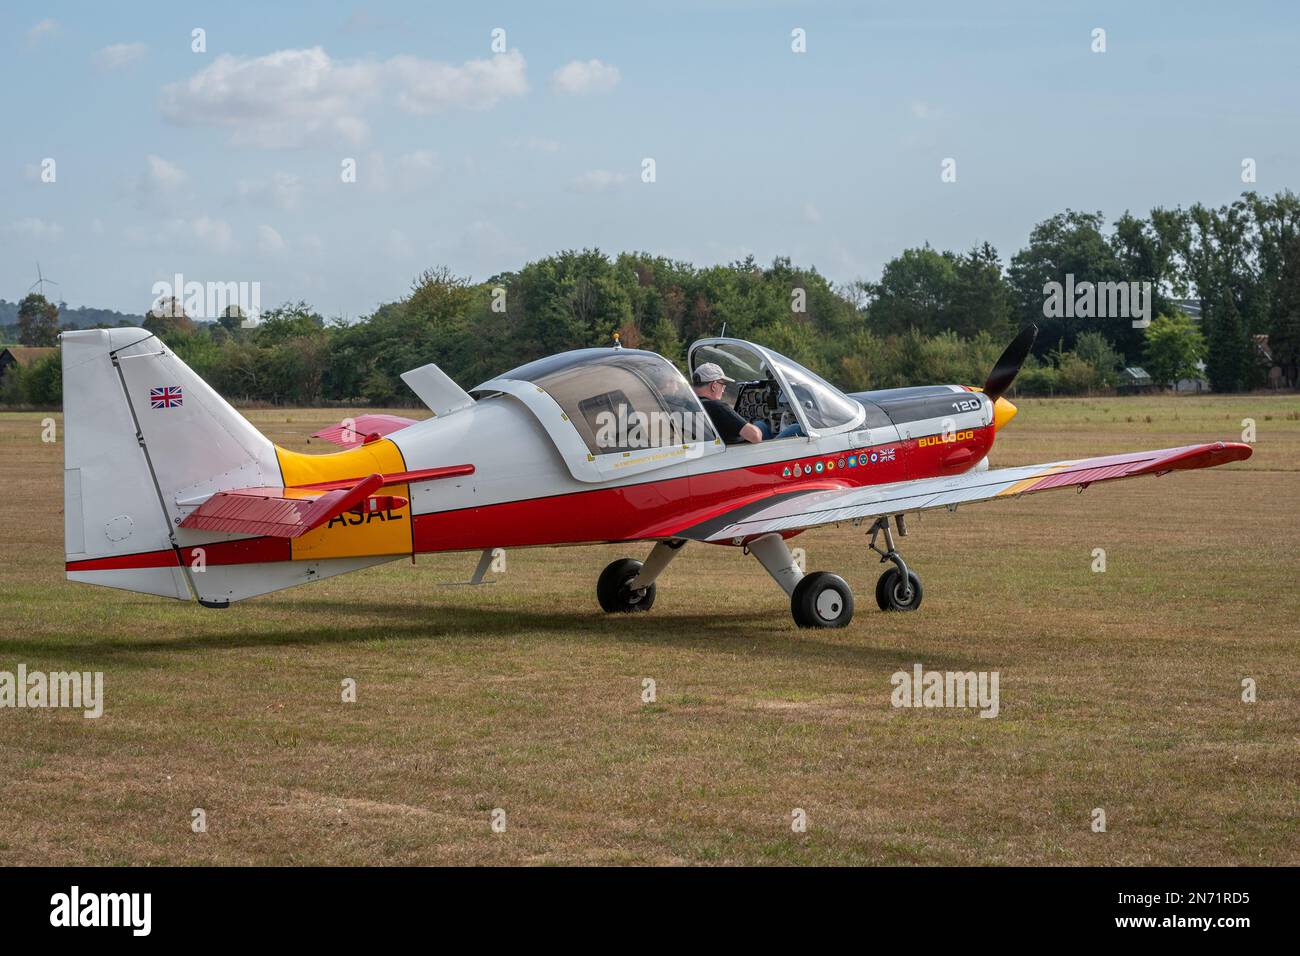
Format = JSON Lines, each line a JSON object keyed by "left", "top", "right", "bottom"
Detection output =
{"left": 60, "top": 325, "right": 1250, "bottom": 627}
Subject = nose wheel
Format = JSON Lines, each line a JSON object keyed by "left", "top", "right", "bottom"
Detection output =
{"left": 876, "top": 567, "right": 923, "bottom": 612}
{"left": 868, "top": 515, "right": 923, "bottom": 612}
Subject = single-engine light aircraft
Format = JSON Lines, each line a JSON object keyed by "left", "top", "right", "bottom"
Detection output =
{"left": 61, "top": 325, "right": 1250, "bottom": 628}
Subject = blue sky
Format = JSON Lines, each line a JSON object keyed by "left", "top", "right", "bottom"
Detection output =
{"left": 3, "top": 1, "right": 1298, "bottom": 319}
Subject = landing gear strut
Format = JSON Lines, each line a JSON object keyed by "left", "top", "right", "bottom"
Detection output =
{"left": 749, "top": 532, "right": 854, "bottom": 628}
{"left": 596, "top": 539, "right": 685, "bottom": 614}
{"left": 868, "top": 515, "right": 922, "bottom": 612}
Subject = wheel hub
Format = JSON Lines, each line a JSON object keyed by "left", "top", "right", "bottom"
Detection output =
{"left": 815, "top": 588, "right": 842, "bottom": 620}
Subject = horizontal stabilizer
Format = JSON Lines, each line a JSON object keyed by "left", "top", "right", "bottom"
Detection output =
{"left": 180, "top": 474, "right": 405, "bottom": 538}
{"left": 311, "top": 414, "right": 419, "bottom": 448}
{"left": 177, "top": 464, "right": 474, "bottom": 537}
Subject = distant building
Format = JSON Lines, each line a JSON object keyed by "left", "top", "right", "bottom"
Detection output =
{"left": 1118, "top": 366, "right": 1154, "bottom": 393}
{"left": 1176, "top": 360, "right": 1209, "bottom": 394}
{"left": 0, "top": 346, "right": 58, "bottom": 379}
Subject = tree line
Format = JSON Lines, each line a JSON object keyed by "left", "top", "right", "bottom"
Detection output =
{"left": 4, "top": 190, "right": 1298, "bottom": 408}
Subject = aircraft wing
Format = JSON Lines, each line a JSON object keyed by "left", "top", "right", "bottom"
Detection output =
{"left": 311, "top": 413, "right": 420, "bottom": 448}
{"left": 685, "top": 442, "right": 1252, "bottom": 543}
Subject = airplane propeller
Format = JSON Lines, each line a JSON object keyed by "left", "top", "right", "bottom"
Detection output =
{"left": 982, "top": 324, "right": 1038, "bottom": 403}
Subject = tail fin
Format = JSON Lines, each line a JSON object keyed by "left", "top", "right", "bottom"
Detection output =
{"left": 61, "top": 328, "right": 282, "bottom": 601}
{"left": 62, "top": 328, "right": 405, "bottom": 605}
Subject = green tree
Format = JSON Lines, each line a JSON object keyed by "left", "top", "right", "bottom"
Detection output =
{"left": 1270, "top": 233, "right": 1300, "bottom": 387}
{"left": 862, "top": 245, "right": 958, "bottom": 336}
{"left": 948, "top": 243, "right": 1014, "bottom": 341}
{"left": 1203, "top": 289, "right": 1254, "bottom": 392}
{"left": 1143, "top": 314, "right": 1206, "bottom": 388}
{"left": 1008, "top": 210, "right": 1126, "bottom": 355}
{"left": 1073, "top": 331, "right": 1123, "bottom": 386}
{"left": 17, "top": 293, "right": 59, "bottom": 346}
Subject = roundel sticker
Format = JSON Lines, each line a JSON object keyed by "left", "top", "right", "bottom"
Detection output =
{"left": 857, "top": 453, "right": 867, "bottom": 465}
{"left": 803, "top": 464, "right": 812, "bottom": 475}
{"left": 826, "top": 461, "right": 834, "bottom": 471}
{"left": 838, "top": 458, "right": 846, "bottom": 468}
{"left": 814, "top": 462, "right": 824, "bottom": 473}
{"left": 870, "top": 452, "right": 878, "bottom": 463}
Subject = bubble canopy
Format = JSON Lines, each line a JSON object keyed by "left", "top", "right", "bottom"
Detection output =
{"left": 482, "top": 348, "right": 715, "bottom": 455}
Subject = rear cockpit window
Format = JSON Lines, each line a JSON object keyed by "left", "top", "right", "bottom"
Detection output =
{"left": 502, "top": 350, "right": 716, "bottom": 454}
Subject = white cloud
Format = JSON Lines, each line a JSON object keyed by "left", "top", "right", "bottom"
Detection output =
{"left": 389, "top": 49, "right": 528, "bottom": 114}
{"left": 160, "top": 46, "right": 528, "bottom": 147}
{"left": 161, "top": 47, "right": 381, "bottom": 147}
{"left": 258, "top": 225, "right": 286, "bottom": 254}
{"left": 190, "top": 216, "right": 237, "bottom": 254}
{"left": 27, "top": 19, "right": 58, "bottom": 45}
{"left": 235, "top": 172, "right": 303, "bottom": 211}
{"left": 385, "top": 229, "right": 412, "bottom": 260}
{"left": 143, "top": 155, "right": 187, "bottom": 192}
{"left": 551, "top": 59, "right": 620, "bottom": 95}
{"left": 362, "top": 150, "right": 440, "bottom": 193}
{"left": 463, "top": 219, "right": 525, "bottom": 262}
{"left": 398, "top": 149, "right": 437, "bottom": 174}
{"left": 7, "top": 218, "right": 63, "bottom": 241}
{"left": 571, "top": 170, "right": 627, "bottom": 193}
{"left": 95, "top": 42, "right": 146, "bottom": 70}
{"left": 128, "top": 216, "right": 237, "bottom": 254}
{"left": 909, "top": 100, "right": 943, "bottom": 120}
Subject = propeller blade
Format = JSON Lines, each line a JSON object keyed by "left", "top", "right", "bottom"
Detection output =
{"left": 983, "top": 324, "right": 1038, "bottom": 401}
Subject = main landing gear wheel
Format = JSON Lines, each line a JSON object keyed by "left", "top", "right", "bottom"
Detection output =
{"left": 596, "top": 558, "right": 656, "bottom": 613}
{"left": 875, "top": 567, "right": 923, "bottom": 612}
{"left": 791, "top": 572, "right": 855, "bottom": 629}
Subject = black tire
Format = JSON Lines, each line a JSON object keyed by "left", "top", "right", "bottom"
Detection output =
{"left": 790, "top": 571, "right": 854, "bottom": 629}
{"left": 596, "top": 558, "right": 656, "bottom": 613}
{"left": 875, "top": 567, "right": 922, "bottom": 612}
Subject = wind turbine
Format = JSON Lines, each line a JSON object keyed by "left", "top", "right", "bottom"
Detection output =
{"left": 29, "top": 262, "right": 60, "bottom": 299}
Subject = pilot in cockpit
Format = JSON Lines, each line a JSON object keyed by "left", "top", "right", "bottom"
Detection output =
{"left": 692, "top": 363, "right": 763, "bottom": 444}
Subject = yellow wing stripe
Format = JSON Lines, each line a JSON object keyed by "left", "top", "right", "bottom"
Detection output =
{"left": 996, "top": 464, "right": 1070, "bottom": 497}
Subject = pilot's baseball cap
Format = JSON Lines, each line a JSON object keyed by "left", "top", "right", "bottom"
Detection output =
{"left": 692, "top": 362, "right": 734, "bottom": 386}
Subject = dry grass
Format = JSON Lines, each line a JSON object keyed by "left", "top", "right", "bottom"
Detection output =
{"left": 0, "top": 394, "right": 1297, "bottom": 865}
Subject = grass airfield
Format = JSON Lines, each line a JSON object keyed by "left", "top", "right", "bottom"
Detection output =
{"left": 0, "top": 394, "right": 1297, "bottom": 865}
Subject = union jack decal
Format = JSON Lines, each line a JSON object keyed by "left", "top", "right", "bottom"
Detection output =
{"left": 150, "top": 386, "right": 184, "bottom": 409}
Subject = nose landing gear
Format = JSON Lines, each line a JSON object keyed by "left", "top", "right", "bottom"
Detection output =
{"left": 868, "top": 515, "right": 923, "bottom": 612}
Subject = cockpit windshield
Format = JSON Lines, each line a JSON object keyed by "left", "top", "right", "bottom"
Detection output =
{"left": 690, "top": 340, "right": 862, "bottom": 432}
